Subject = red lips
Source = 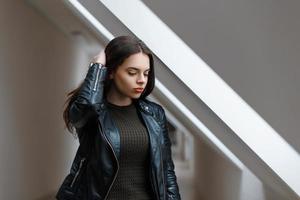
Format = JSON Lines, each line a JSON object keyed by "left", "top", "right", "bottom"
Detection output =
{"left": 134, "top": 88, "right": 144, "bottom": 93}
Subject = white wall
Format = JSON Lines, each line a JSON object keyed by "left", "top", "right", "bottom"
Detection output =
{"left": 0, "top": 1, "right": 94, "bottom": 199}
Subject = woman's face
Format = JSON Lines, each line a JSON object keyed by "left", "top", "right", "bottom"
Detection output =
{"left": 109, "top": 52, "right": 150, "bottom": 101}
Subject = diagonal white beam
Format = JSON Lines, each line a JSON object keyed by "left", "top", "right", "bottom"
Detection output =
{"left": 65, "top": 0, "right": 114, "bottom": 41}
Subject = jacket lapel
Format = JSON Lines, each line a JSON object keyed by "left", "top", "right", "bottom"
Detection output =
{"left": 98, "top": 102, "right": 121, "bottom": 161}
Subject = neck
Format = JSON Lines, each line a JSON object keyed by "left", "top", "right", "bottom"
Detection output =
{"left": 106, "top": 86, "right": 132, "bottom": 106}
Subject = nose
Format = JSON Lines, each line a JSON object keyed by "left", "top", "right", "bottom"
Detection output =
{"left": 137, "top": 74, "right": 147, "bottom": 84}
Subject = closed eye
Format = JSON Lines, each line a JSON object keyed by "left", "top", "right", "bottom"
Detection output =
{"left": 128, "top": 71, "right": 137, "bottom": 76}
{"left": 127, "top": 67, "right": 150, "bottom": 76}
{"left": 128, "top": 72, "right": 149, "bottom": 77}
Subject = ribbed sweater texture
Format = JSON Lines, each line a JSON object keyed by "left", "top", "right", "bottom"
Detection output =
{"left": 106, "top": 102, "right": 154, "bottom": 200}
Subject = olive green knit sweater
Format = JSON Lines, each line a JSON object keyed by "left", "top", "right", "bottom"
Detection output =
{"left": 106, "top": 102, "right": 154, "bottom": 200}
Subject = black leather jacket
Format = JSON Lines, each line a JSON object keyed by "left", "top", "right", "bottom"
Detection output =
{"left": 56, "top": 63, "right": 181, "bottom": 200}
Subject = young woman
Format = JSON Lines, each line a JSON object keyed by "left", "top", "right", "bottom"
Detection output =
{"left": 56, "top": 35, "right": 181, "bottom": 200}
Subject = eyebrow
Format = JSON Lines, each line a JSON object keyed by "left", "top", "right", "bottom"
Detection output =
{"left": 127, "top": 67, "right": 150, "bottom": 71}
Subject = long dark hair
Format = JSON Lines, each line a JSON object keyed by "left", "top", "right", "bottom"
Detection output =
{"left": 63, "top": 35, "right": 155, "bottom": 135}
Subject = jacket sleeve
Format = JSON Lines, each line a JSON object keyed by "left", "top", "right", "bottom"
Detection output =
{"left": 159, "top": 106, "right": 181, "bottom": 200}
{"left": 69, "top": 63, "right": 107, "bottom": 129}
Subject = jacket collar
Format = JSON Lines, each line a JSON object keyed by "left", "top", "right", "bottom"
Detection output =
{"left": 99, "top": 99, "right": 154, "bottom": 115}
{"left": 136, "top": 99, "right": 154, "bottom": 115}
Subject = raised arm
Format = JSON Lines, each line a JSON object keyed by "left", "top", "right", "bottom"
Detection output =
{"left": 68, "top": 50, "right": 107, "bottom": 129}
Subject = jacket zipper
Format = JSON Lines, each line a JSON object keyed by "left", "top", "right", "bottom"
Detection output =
{"left": 97, "top": 122, "right": 120, "bottom": 200}
{"left": 93, "top": 64, "right": 101, "bottom": 91}
{"left": 70, "top": 157, "right": 86, "bottom": 188}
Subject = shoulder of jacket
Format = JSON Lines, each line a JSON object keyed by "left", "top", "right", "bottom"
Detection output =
{"left": 138, "top": 98, "right": 165, "bottom": 120}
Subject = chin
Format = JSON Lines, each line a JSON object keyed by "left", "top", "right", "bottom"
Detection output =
{"left": 131, "top": 94, "right": 142, "bottom": 99}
